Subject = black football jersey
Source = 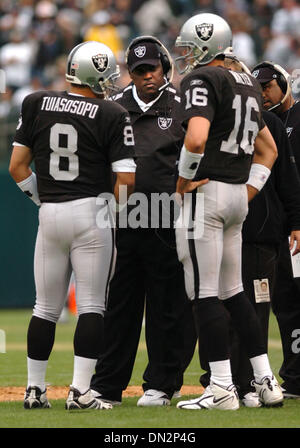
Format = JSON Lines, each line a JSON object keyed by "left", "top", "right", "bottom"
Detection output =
{"left": 277, "top": 100, "right": 300, "bottom": 173}
{"left": 114, "top": 84, "right": 184, "bottom": 196}
{"left": 14, "top": 90, "right": 135, "bottom": 202}
{"left": 180, "top": 65, "right": 265, "bottom": 183}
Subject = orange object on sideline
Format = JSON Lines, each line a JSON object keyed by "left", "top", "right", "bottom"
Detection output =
{"left": 68, "top": 283, "right": 77, "bottom": 315}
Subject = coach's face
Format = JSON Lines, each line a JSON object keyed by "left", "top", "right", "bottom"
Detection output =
{"left": 261, "top": 79, "right": 284, "bottom": 110}
{"left": 129, "top": 62, "right": 165, "bottom": 103}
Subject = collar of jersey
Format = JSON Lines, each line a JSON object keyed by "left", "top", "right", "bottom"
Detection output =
{"left": 132, "top": 85, "right": 164, "bottom": 112}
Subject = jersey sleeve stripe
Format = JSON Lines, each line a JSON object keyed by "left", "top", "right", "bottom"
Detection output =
{"left": 13, "top": 142, "right": 27, "bottom": 147}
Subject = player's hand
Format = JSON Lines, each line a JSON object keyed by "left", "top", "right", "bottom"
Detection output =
{"left": 289, "top": 230, "right": 300, "bottom": 256}
{"left": 246, "top": 184, "right": 259, "bottom": 202}
{"left": 176, "top": 177, "right": 209, "bottom": 198}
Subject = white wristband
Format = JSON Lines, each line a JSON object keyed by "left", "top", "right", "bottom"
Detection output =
{"left": 246, "top": 163, "right": 271, "bottom": 191}
{"left": 17, "top": 172, "right": 41, "bottom": 206}
{"left": 112, "top": 158, "right": 136, "bottom": 173}
{"left": 178, "top": 145, "right": 204, "bottom": 179}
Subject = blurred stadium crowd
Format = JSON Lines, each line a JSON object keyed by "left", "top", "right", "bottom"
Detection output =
{"left": 1, "top": 0, "right": 300, "bottom": 159}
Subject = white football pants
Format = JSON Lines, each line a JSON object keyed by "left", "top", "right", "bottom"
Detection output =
{"left": 33, "top": 197, "right": 116, "bottom": 322}
{"left": 175, "top": 181, "right": 249, "bottom": 300}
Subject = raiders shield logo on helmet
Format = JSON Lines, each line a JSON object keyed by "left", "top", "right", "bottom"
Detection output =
{"left": 92, "top": 53, "right": 108, "bottom": 72}
{"left": 158, "top": 117, "right": 172, "bottom": 130}
{"left": 134, "top": 46, "right": 146, "bottom": 58}
{"left": 196, "top": 23, "right": 214, "bottom": 41}
{"left": 252, "top": 69, "right": 259, "bottom": 78}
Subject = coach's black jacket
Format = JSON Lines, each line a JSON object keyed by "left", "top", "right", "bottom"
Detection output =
{"left": 242, "top": 111, "right": 300, "bottom": 245}
{"left": 113, "top": 83, "right": 184, "bottom": 227}
{"left": 114, "top": 83, "right": 184, "bottom": 196}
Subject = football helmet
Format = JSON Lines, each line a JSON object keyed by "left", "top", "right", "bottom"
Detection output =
{"left": 65, "top": 41, "right": 120, "bottom": 97}
{"left": 175, "top": 13, "right": 233, "bottom": 74}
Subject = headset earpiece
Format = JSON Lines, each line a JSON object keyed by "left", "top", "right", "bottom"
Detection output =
{"left": 160, "top": 52, "right": 171, "bottom": 74}
{"left": 277, "top": 75, "right": 288, "bottom": 94}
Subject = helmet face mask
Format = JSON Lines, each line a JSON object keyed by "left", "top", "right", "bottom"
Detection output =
{"left": 174, "top": 43, "right": 207, "bottom": 75}
{"left": 175, "top": 13, "right": 233, "bottom": 74}
{"left": 66, "top": 41, "right": 120, "bottom": 97}
{"left": 97, "top": 70, "right": 120, "bottom": 96}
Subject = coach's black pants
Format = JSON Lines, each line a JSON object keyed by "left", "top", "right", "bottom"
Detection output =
{"left": 272, "top": 239, "right": 300, "bottom": 395}
{"left": 226, "top": 243, "right": 277, "bottom": 395}
{"left": 90, "top": 228, "right": 186, "bottom": 401}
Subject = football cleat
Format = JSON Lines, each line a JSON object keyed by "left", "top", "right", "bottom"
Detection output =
{"left": 65, "top": 387, "right": 113, "bottom": 410}
{"left": 241, "top": 391, "right": 262, "bottom": 408}
{"left": 90, "top": 389, "right": 122, "bottom": 406}
{"left": 280, "top": 386, "right": 300, "bottom": 399}
{"left": 252, "top": 376, "right": 284, "bottom": 407}
{"left": 177, "top": 383, "right": 239, "bottom": 410}
{"left": 24, "top": 386, "right": 51, "bottom": 409}
{"left": 137, "top": 389, "right": 171, "bottom": 407}
{"left": 172, "top": 390, "right": 181, "bottom": 399}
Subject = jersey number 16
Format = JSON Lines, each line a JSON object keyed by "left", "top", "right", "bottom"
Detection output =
{"left": 221, "top": 95, "right": 259, "bottom": 155}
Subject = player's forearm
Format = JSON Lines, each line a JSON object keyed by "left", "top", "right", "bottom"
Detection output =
{"left": 251, "top": 152, "right": 277, "bottom": 170}
{"left": 176, "top": 176, "right": 191, "bottom": 195}
{"left": 246, "top": 184, "right": 259, "bottom": 202}
{"left": 184, "top": 137, "right": 206, "bottom": 154}
{"left": 184, "top": 116, "right": 210, "bottom": 154}
{"left": 9, "top": 144, "right": 34, "bottom": 182}
{"left": 9, "top": 164, "right": 32, "bottom": 183}
{"left": 114, "top": 173, "right": 135, "bottom": 203}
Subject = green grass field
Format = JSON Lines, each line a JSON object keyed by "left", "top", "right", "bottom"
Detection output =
{"left": 0, "top": 309, "right": 299, "bottom": 430}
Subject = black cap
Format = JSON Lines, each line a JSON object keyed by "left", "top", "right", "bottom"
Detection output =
{"left": 251, "top": 66, "right": 280, "bottom": 84}
{"left": 127, "top": 41, "right": 160, "bottom": 71}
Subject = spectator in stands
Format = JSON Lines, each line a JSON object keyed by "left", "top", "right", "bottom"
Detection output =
{"left": 228, "top": 11, "right": 257, "bottom": 68}
{"left": 110, "top": 0, "right": 138, "bottom": 47}
{"left": 0, "top": 87, "right": 13, "bottom": 119}
{"left": 134, "top": 0, "right": 174, "bottom": 36}
{"left": 271, "top": 0, "right": 300, "bottom": 36}
{"left": 0, "top": 29, "right": 35, "bottom": 92}
{"left": 83, "top": 10, "right": 124, "bottom": 62}
{"left": 33, "top": 0, "right": 58, "bottom": 40}
{"left": 32, "top": 28, "right": 63, "bottom": 86}
{"left": 2, "top": 0, "right": 300, "bottom": 164}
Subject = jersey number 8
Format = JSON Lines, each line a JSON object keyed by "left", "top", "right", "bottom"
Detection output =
{"left": 49, "top": 122, "right": 135, "bottom": 181}
{"left": 49, "top": 123, "right": 79, "bottom": 181}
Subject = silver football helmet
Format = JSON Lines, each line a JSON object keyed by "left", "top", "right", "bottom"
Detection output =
{"left": 65, "top": 41, "right": 120, "bottom": 97}
{"left": 175, "top": 13, "right": 233, "bottom": 74}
